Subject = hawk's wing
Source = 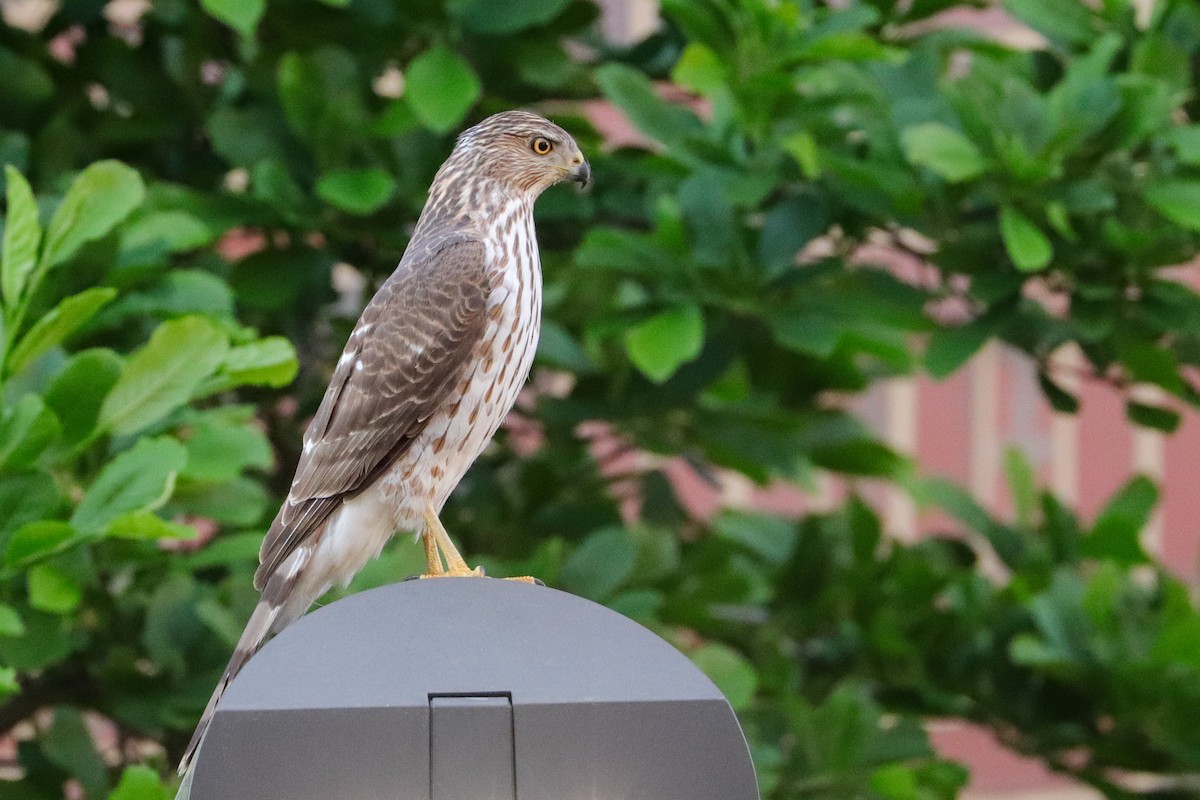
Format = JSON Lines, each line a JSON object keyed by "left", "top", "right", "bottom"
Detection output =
{"left": 255, "top": 238, "right": 491, "bottom": 589}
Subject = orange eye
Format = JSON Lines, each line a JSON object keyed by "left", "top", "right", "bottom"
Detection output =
{"left": 531, "top": 137, "right": 554, "bottom": 155}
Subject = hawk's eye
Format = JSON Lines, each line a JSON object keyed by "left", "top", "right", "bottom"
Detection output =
{"left": 531, "top": 137, "right": 554, "bottom": 155}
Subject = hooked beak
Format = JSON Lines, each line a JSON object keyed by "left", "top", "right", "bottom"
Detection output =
{"left": 568, "top": 158, "right": 591, "bottom": 190}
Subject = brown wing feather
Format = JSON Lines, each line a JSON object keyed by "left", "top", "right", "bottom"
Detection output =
{"left": 255, "top": 238, "right": 491, "bottom": 589}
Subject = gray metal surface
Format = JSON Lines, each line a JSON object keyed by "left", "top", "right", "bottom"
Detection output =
{"left": 188, "top": 577, "right": 759, "bottom": 800}
{"left": 431, "top": 696, "right": 515, "bottom": 800}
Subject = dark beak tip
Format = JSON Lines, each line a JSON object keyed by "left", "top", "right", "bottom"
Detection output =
{"left": 571, "top": 162, "right": 592, "bottom": 190}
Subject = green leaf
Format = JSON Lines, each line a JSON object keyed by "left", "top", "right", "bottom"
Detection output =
{"left": 758, "top": 195, "right": 828, "bottom": 277}
{"left": 181, "top": 414, "right": 272, "bottom": 483}
{"left": 105, "top": 270, "right": 234, "bottom": 322}
{"left": 0, "top": 609, "right": 71, "bottom": 669}
{"left": 142, "top": 572, "right": 201, "bottom": 668}
{"left": 1, "top": 165, "right": 40, "bottom": 309}
{"left": 1082, "top": 475, "right": 1155, "bottom": 564}
{"left": 1145, "top": 181, "right": 1200, "bottom": 231}
{"left": 181, "top": 531, "right": 264, "bottom": 570}
{"left": 194, "top": 597, "right": 246, "bottom": 649}
{"left": 1039, "top": 372, "right": 1079, "bottom": 413}
{"left": 173, "top": 475, "right": 267, "bottom": 526}
{"left": 770, "top": 309, "right": 840, "bottom": 357}
{"left": 1152, "top": 616, "right": 1200, "bottom": 668}
{"left": 70, "top": 437, "right": 188, "bottom": 534}
{"left": 559, "top": 527, "right": 637, "bottom": 600}
{"left": 252, "top": 160, "right": 309, "bottom": 220}
{"left": 0, "top": 394, "right": 59, "bottom": 469}
{"left": 606, "top": 589, "right": 663, "bottom": 622}
{"left": 5, "top": 521, "right": 78, "bottom": 566}
{"left": 43, "top": 706, "right": 107, "bottom": 798}
{"left": 41, "top": 161, "right": 145, "bottom": 270}
{"left": 624, "top": 305, "right": 705, "bottom": 383}
{"left": 213, "top": 337, "right": 299, "bottom": 390}
{"left": 783, "top": 131, "right": 821, "bottom": 179}
{"left": 901, "top": 122, "right": 987, "bottom": 182}
{"left": 1004, "top": 0, "right": 1097, "bottom": 45}
{"left": 712, "top": 511, "right": 797, "bottom": 565}
{"left": 574, "top": 227, "right": 671, "bottom": 276}
{"left": 535, "top": 320, "right": 595, "bottom": 372}
{"left": 109, "top": 765, "right": 169, "bottom": 800}
{"left": 1126, "top": 401, "right": 1181, "bottom": 433}
{"left": 43, "top": 348, "right": 123, "bottom": 445}
{"left": 0, "top": 666, "right": 17, "bottom": 700}
{"left": 813, "top": 440, "right": 906, "bottom": 477}
{"left": 275, "top": 47, "right": 367, "bottom": 151}
{"left": 795, "top": 31, "right": 906, "bottom": 62}
{"left": 0, "top": 131, "right": 28, "bottom": 178}
{"left": 201, "top": 0, "right": 265, "bottom": 36}
{"left": 870, "top": 763, "right": 920, "bottom": 800}
{"left": 0, "top": 604, "right": 23, "bottom": 637}
{"left": 690, "top": 643, "right": 757, "bottom": 710}
{"left": 912, "top": 476, "right": 1026, "bottom": 568}
{"left": 679, "top": 172, "right": 737, "bottom": 266}
{"left": 316, "top": 168, "right": 396, "bottom": 215}
{"left": 1004, "top": 448, "right": 1037, "bottom": 529}
{"left": 1167, "top": 126, "right": 1200, "bottom": 165}
{"left": 27, "top": 565, "right": 82, "bottom": 614}
{"left": 106, "top": 511, "right": 196, "bottom": 541}
{"left": 209, "top": 107, "right": 292, "bottom": 167}
{"left": 595, "top": 63, "right": 704, "bottom": 147}
{"left": 1117, "top": 340, "right": 1182, "bottom": 392}
{"left": 6, "top": 286, "right": 117, "bottom": 374}
{"left": 672, "top": 43, "right": 726, "bottom": 95}
{"left": 118, "top": 210, "right": 215, "bottom": 265}
{"left": 1009, "top": 633, "right": 1070, "bottom": 669}
{"left": 0, "top": 50, "right": 53, "bottom": 110}
{"left": 449, "top": 0, "right": 571, "bottom": 34}
{"left": 925, "top": 318, "right": 992, "bottom": 379}
{"left": 999, "top": 205, "right": 1052, "bottom": 271}
{"left": 97, "top": 316, "right": 230, "bottom": 437}
{"left": 0, "top": 471, "right": 62, "bottom": 536}
{"left": 405, "top": 47, "right": 481, "bottom": 133}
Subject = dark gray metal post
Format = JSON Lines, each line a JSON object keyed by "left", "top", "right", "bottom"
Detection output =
{"left": 185, "top": 578, "right": 760, "bottom": 800}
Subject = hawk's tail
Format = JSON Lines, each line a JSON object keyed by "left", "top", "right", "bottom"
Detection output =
{"left": 177, "top": 596, "right": 283, "bottom": 774}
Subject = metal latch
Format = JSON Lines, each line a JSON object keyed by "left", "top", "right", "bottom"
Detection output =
{"left": 429, "top": 694, "right": 515, "bottom": 800}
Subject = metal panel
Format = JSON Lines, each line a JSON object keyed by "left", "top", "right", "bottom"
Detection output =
{"left": 191, "top": 706, "right": 428, "bottom": 800}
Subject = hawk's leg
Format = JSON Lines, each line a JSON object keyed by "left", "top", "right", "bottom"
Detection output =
{"left": 421, "top": 529, "right": 444, "bottom": 576}
{"left": 420, "top": 507, "right": 484, "bottom": 578}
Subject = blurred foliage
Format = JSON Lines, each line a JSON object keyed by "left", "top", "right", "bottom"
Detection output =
{"left": 0, "top": 0, "right": 1198, "bottom": 798}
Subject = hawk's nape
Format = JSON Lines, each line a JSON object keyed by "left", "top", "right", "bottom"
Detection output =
{"left": 179, "top": 110, "right": 589, "bottom": 774}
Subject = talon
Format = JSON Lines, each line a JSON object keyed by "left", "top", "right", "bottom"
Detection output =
{"left": 503, "top": 576, "right": 543, "bottom": 585}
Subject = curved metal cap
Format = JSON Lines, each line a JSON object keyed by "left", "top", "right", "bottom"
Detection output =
{"left": 190, "top": 578, "right": 760, "bottom": 800}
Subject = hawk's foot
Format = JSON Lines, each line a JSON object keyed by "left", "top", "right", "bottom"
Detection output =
{"left": 420, "top": 507, "right": 485, "bottom": 578}
{"left": 418, "top": 565, "right": 485, "bottom": 579}
{"left": 418, "top": 508, "right": 541, "bottom": 582}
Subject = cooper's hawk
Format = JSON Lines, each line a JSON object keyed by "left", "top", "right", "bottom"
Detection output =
{"left": 179, "top": 111, "right": 589, "bottom": 772}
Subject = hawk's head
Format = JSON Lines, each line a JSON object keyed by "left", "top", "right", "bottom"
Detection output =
{"left": 454, "top": 110, "right": 590, "bottom": 195}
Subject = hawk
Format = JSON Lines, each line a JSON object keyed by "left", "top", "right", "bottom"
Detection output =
{"left": 179, "top": 111, "right": 589, "bottom": 772}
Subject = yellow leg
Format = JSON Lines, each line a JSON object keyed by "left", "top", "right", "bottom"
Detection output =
{"left": 420, "top": 507, "right": 483, "bottom": 578}
{"left": 421, "top": 529, "right": 444, "bottom": 575}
